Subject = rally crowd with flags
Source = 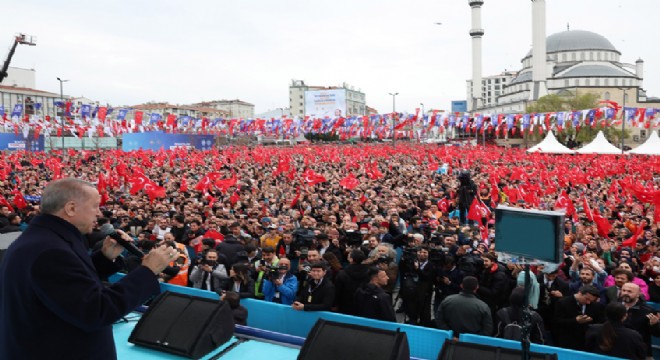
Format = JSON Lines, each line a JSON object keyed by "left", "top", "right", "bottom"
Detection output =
{"left": 0, "top": 142, "right": 659, "bottom": 358}
{"left": 0, "top": 99, "right": 659, "bottom": 141}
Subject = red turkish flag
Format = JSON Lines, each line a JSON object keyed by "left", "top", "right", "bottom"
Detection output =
{"left": 302, "top": 169, "right": 326, "bottom": 186}
{"left": 180, "top": 177, "right": 188, "bottom": 192}
{"left": 12, "top": 189, "right": 28, "bottom": 210}
{"left": 467, "top": 198, "right": 491, "bottom": 223}
{"left": 135, "top": 111, "right": 143, "bottom": 125}
{"left": 97, "top": 107, "right": 108, "bottom": 122}
{"left": 582, "top": 196, "right": 593, "bottom": 221}
{"left": 0, "top": 194, "right": 14, "bottom": 212}
{"left": 339, "top": 173, "right": 360, "bottom": 190}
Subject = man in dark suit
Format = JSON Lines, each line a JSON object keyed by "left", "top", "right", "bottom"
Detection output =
{"left": 553, "top": 284, "right": 605, "bottom": 351}
{"left": 537, "top": 264, "right": 569, "bottom": 339}
{"left": 603, "top": 269, "right": 633, "bottom": 304}
{"left": 292, "top": 261, "right": 335, "bottom": 312}
{"left": 0, "top": 178, "right": 174, "bottom": 360}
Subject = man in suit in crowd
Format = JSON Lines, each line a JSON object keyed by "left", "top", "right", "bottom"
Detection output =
{"left": 553, "top": 285, "right": 605, "bottom": 351}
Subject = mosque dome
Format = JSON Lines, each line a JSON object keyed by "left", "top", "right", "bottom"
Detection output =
{"left": 525, "top": 30, "right": 619, "bottom": 57}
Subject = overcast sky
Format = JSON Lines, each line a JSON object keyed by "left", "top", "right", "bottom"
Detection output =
{"left": 1, "top": 0, "right": 657, "bottom": 114}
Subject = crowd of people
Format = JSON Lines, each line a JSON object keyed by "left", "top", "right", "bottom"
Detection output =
{"left": 1, "top": 143, "right": 660, "bottom": 359}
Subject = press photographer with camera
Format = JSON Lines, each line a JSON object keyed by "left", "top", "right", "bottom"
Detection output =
{"left": 254, "top": 246, "right": 279, "bottom": 299}
{"left": 190, "top": 249, "right": 228, "bottom": 293}
{"left": 399, "top": 243, "right": 436, "bottom": 326}
{"left": 263, "top": 258, "right": 298, "bottom": 305}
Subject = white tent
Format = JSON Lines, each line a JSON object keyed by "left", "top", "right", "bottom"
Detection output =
{"left": 527, "top": 131, "right": 575, "bottom": 154}
{"left": 627, "top": 131, "right": 660, "bottom": 155}
{"left": 576, "top": 131, "right": 622, "bottom": 154}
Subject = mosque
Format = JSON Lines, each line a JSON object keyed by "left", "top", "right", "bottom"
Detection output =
{"left": 466, "top": 0, "right": 659, "bottom": 117}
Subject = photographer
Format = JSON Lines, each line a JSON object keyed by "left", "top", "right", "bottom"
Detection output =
{"left": 263, "top": 258, "right": 298, "bottom": 305}
{"left": 292, "top": 216, "right": 316, "bottom": 250}
{"left": 399, "top": 244, "right": 435, "bottom": 326}
{"left": 254, "top": 246, "right": 279, "bottom": 299}
{"left": 292, "top": 262, "right": 336, "bottom": 312}
{"left": 190, "top": 249, "right": 228, "bottom": 293}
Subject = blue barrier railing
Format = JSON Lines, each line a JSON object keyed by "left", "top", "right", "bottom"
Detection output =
{"left": 110, "top": 274, "right": 650, "bottom": 360}
{"left": 459, "top": 334, "right": 624, "bottom": 360}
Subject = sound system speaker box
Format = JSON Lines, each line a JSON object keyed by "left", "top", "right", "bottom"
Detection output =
{"left": 129, "top": 291, "right": 234, "bottom": 359}
{"left": 437, "top": 340, "right": 558, "bottom": 360}
{"left": 298, "top": 319, "right": 410, "bottom": 360}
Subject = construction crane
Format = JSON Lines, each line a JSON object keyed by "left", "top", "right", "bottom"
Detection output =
{"left": 0, "top": 33, "right": 37, "bottom": 84}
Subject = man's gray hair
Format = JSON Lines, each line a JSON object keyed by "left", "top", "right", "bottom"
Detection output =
{"left": 41, "top": 178, "right": 95, "bottom": 215}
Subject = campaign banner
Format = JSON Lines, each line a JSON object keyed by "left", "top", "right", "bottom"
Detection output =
{"left": 122, "top": 131, "right": 215, "bottom": 151}
{"left": 11, "top": 104, "right": 23, "bottom": 118}
{"left": 304, "top": 89, "right": 346, "bottom": 118}
{"left": 0, "top": 133, "right": 44, "bottom": 151}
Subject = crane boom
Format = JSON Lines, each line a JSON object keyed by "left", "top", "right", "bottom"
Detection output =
{"left": 0, "top": 34, "right": 37, "bottom": 84}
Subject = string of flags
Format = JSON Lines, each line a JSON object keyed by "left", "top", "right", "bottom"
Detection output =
{"left": 0, "top": 99, "right": 657, "bottom": 140}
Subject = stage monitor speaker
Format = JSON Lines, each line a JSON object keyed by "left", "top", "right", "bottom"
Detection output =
{"left": 298, "top": 319, "right": 410, "bottom": 360}
{"left": 437, "top": 340, "right": 558, "bottom": 360}
{"left": 129, "top": 291, "right": 234, "bottom": 359}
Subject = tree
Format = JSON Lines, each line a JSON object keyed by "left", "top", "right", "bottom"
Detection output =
{"left": 525, "top": 93, "right": 599, "bottom": 113}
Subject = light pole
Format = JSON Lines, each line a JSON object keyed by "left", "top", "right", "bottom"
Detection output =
{"left": 57, "top": 77, "right": 68, "bottom": 150}
{"left": 389, "top": 92, "right": 398, "bottom": 146}
{"left": 619, "top": 88, "right": 627, "bottom": 154}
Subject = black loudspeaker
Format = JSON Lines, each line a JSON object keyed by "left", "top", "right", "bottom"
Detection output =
{"left": 298, "top": 319, "right": 410, "bottom": 360}
{"left": 437, "top": 340, "right": 558, "bottom": 360}
{"left": 129, "top": 291, "right": 234, "bottom": 359}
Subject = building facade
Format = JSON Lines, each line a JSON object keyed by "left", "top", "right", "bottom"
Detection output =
{"left": 0, "top": 85, "right": 61, "bottom": 118}
{"left": 289, "top": 79, "right": 367, "bottom": 117}
{"left": 466, "top": 71, "right": 517, "bottom": 111}
{"left": 130, "top": 103, "right": 227, "bottom": 120}
{"left": 193, "top": 99, "right": 254, "bottom": 119}
{"left": 3, "top": 67, "right": 36, "bottom": 89}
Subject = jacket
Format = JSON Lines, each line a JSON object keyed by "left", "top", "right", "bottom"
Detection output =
{"left": 263, "top": 272, "right": 298, "bottom": 305}
{"left": 189, "top": 263, "right": 229, "bottom": 293}
{"left": 296, "top": 277, "right": 335, "bottom": 311}
{"left": 436, "top": 292, "right": 492, "bottom": 336}
{"left": 0, "top": 214, "right": 161, "bottom": 360}
{"left": 216, "top": 237, "right": 245, "bottom": 265}
{"left": 353, "top": 283, "right": 396, "bottom": 322}
{"left": 585, "top": 323, "right": 646, "bottom": 359}
{"left": 334, "top": 263, "right": 370, "bottom": 314}
{"left": 553, "top": 294, "right": 605, "bottom": 350}
{"left": 477, "top": 263, "right": 510, "bottom": 310}
{"left": 621, "top": 299, "right": 660, "bottom": 356}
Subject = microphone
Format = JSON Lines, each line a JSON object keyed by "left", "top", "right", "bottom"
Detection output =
{"left": 99, "top": 223, "right": 145, "bottom": 259}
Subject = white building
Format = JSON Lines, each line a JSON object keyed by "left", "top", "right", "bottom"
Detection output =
{"left": 289, "top": 80, "right": 367, "bottom": 118}
{"left": 3, "top": 66, "right": 36, "bottom": 88}
{"left": 254, "top": 108, "right": 291, "bottom": 119}
{"left": 466, "top": 71, "right": 517, "bottom": 111}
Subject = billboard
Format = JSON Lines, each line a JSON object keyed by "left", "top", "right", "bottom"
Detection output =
{"left": 0, "top": 133, "right": 44, "bottom": 151}
{"left": 451, "top": 100, "right": 468, "bottom": 113}
{"left": 305, "top": 89, "right": 346, "bottom": 118}
{"left": 122, "top": 132, "right": 215, "bottom": 151}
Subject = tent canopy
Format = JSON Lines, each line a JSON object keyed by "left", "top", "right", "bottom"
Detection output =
{"left": 627, "top": 131, "right": 660, "bottom": 155}
{"left": 576, "top": 131, "right": 622, "bottom": 154}
{"left": 527, "top": 131, "right": 575, "bottom": 154}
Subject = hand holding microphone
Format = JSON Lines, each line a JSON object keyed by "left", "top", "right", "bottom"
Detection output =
{"left": 99, "top": 223, "right": 174, "bottom": 275}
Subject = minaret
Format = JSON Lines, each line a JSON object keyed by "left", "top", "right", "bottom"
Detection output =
{"left": 636, "top": 58, "right": 644, "bottom": 87}
{"left": 469, "top": 0, "right": 484, "bottom": 111}
{"left": 531, "top": 0, "right": 548, "bottom": 100}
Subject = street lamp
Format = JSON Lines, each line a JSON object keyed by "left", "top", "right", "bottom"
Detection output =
{"left": 56, "top": 77, "right": 68, "bottom": 150}
{"left": 618, "top": 88, "right": 627, "bottom": 154}
{"left": 388, "top": 92, "right": 398, "bottom": 145}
